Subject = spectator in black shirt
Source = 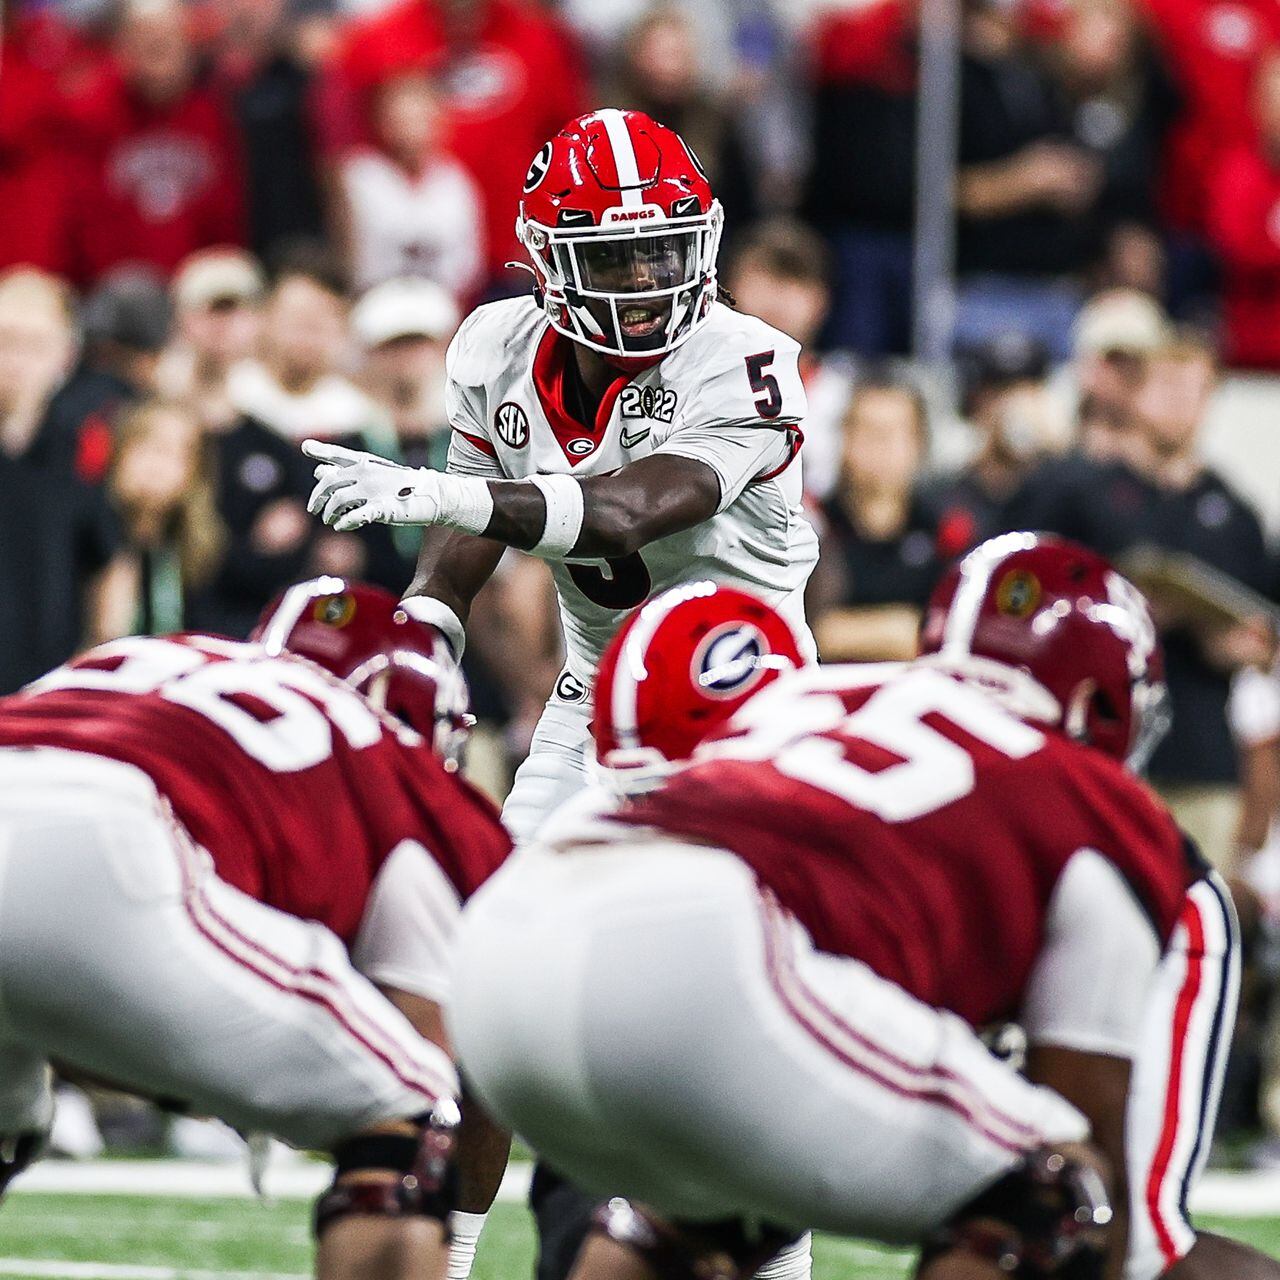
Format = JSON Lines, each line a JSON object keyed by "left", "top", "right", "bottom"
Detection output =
{"left": 809, "top": 376, "right": 946, "bottom": 661}
{"left": 184, "top": 412, "right": 315, "bottom": 639}
{"left": 927, "top": 332, "right": 1070, "bottom": 551}
{"left": 0, "top": 269, "right": 133, "bottom": 692}
{"left": 213, "top": 0, "right": 326, "bottom": 263}
{"left": 953, "top": 2, "right": 1102, "bottom": 355}
{"left": 1022, "top": 331, "right": 1277, "bottom": 871}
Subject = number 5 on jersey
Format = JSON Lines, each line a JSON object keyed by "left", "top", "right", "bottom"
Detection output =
{"left": 745, "top": 352, "right": 782, "bottom": 420}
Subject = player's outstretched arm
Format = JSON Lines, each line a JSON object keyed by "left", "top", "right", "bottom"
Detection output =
{"left": 482, "top": 453, "right": 720, "bottom": 559}
{"left": 306, "top": 440, "right": 721, "bottom": 562}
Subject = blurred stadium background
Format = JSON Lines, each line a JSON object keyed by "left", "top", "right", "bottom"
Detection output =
{"left": 8, "top": 0, "right": 1280, "bottom": 1246}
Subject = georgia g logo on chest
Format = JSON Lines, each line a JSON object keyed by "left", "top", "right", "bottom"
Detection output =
{"left": 494, "top": 401, "right": 530, "bottom": 448}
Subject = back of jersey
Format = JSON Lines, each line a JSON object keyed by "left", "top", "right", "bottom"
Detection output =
{"left": 0, "top": 635, "right": 511, "bottom": 943}
{"left": 616, "top": 663, "right": 1196, "bottom": 1028}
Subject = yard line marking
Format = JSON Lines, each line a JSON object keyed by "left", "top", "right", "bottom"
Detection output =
{"left": 0, "top": 1262, "right": 306, "bottom": 1280}
{"left": 0, "top": 1214, "right": 307, "bottom": 1244}
{"left": 10, "top": 1160, "right": 534, "bottom": 1203}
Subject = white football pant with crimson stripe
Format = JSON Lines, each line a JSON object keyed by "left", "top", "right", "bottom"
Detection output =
{"left": 1125, "top": 872, "right": 1240, "bottom": 1280}
{"left": 450, "top": 841, "right": 1088, "bottom": 1240}
{"left": 0, "top": 747, "right": 457, "bottom": 1153}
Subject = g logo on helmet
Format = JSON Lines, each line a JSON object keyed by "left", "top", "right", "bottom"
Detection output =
{"left": 494, "top": 402, "right": 530, "bottom": 448}
{"left": 693, "top": 623, "right": 767, "bottom": 699}
{"left": 524, "top": 142, "right": 553, "bottom": 193}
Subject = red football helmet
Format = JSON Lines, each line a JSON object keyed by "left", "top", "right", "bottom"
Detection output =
{"left": 593, "top": 581, "right": 810, "bottom": 794}
{"left": 919, "top": 532, "right": 1170, "bottom": 768}
{"left": 252, "top": 577, "right": 473, "bottom": 764}
{"left": 516, "top": 108, "right": 723, "bottom": 361}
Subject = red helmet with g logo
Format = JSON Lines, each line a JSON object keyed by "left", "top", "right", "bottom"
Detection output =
{"left": 517, "top": 109, "right": 723, "bottom": 361}
{"left": 593, "top": 581, "right": 810, "bottom": 793}
{"left": 919, "top": 533, "right": 1169, "bottom": 768}
{"left": 252, "top": 577, "right": 473, "bottom": 765}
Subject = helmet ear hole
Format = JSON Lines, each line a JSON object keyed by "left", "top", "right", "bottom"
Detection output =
{"left": 1091, "top": 687, "right": 1122, "bottom": 727}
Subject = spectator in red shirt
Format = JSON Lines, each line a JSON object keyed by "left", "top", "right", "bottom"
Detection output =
{"left": 67, "top": 0, "right": 248, "bottom": 285}
{"left": 1139, "top": 0, "right": 1280, "bottom": 235}
{"left": 1207, "top": 49, "right": 1280, "bottom": 368}
{"left": 0, "top": 9, "right": 105, "bottom": 277}
{"left": 319, "top": 0, "right": 591, "bottom": 288}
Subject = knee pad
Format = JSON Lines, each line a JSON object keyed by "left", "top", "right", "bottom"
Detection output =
{"left": 314, "top": 1099, "right": 461, "bottom": 1239}
{"left": 589, "top": 1197, "right": 797, "bottom": 1280}
{"left": 0, "top": 1133, "right": 43, "bottom": 1197}
{"left": 921, "top": 1146, "right": 1113, "bottom": 1280}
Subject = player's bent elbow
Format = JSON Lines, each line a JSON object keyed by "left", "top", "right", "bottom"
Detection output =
{"left": 581, "top": 509, "right": 650, "bottom": 559}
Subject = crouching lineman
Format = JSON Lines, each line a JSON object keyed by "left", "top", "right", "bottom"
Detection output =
{"left": 0, "top": 579, "right": 511, "bottom": 1280}
{"left": 447, "top": 537, "right": 1226, "bottom": 1280}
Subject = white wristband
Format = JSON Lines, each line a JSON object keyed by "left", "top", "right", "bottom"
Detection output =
{"left": 397, "top": 596, "right": 467, "bottom": 657}
{"left": 433, "top": 472, "right": 494, "bottom": 537}
{"left": 446, "top": 1210, "right": 487, "bottom": 1280}
{"left": 527, "top": 473, "right": 585, "bottom": 559}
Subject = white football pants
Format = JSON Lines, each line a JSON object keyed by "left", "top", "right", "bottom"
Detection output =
{"left": 0, "top": 747, "right": 457, "bottom": 1153}
{"left": 501, "top": 689, "right": 592, "bottom": 845}
{"left": 450, "top": 841, "right": 1088, "bottom": 1242}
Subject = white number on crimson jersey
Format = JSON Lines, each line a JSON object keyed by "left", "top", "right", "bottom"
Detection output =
{"left": 708, "top": 667, "right": 1045, "bottom": 822}
{"left": 28, "top": 636, "right": 384, "bottom": 772}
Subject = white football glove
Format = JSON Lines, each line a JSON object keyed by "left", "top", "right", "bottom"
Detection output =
{"left": 303, "top": 440, "right": 493, "bottom": 535}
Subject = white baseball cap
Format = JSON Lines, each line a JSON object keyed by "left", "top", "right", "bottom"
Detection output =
{"left": 1074, "top": 289, "right": 1170, "bottom": 358}
{"left": 172, "top": 249, "right": 265, "bottom": 311}
{"left": 352, "top": 278, "right": 460, "bottom": 348}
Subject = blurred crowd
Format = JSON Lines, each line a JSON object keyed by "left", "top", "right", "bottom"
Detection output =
{"left": 9, "top": 0, "right": 1280, "bottom": 1156}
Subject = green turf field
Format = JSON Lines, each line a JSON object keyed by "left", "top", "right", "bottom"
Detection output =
{"left": 0, "top": 1193, "right": 1276, "bottom": 1280}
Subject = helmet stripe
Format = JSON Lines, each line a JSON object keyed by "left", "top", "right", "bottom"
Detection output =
{"left": 610, "top": 580, "right": 719, "bottom": 749}
{"left": 941, "top": 531, "right": 1039, "bottom": 656}
{"left": 597, "top": 108, "right": 644, "bottom": 209}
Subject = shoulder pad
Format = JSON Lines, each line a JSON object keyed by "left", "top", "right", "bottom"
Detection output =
{"left": 445, "top": 297, "right": 543, "bottom": 390}
{"left": 666, "top": 306, "right": 806, "bottom": 431}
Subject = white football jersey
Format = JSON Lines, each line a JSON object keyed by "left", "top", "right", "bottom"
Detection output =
{"left": 444, "top": 297, "right": 818, "bottom": 675}
{"left": 341, "top": 150, "right": 485, "bottom": 298}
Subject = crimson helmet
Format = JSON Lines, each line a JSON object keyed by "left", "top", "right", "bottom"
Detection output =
{"left": 919, "top": 532, "right": 1170, "bottom": 769}
{"left": 593, "top": 581, "right": 810, "bottom": 794}
{"left": 252, "top": 577, "right": 472, "bottom": 764}
{"left": 516, "top": 108, "right": 723, "bottom": 361}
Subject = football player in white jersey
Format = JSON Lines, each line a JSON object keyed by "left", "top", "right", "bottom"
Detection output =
{"left": 306, "top": 107, "right": 818, "bottom": 845}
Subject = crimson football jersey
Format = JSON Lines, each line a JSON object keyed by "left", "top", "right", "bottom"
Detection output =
{"left": 0, "top": 635, "right": 510, "bottom": 944}
{"left": 615, "top": 663, "right": 1199, "bottom": 1030}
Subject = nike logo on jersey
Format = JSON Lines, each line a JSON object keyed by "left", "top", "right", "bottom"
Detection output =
{"left": 619, "top": 423, "right": 650, "bottom": 449}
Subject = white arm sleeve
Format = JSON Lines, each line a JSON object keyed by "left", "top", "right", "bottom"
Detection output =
{"left": 351, "top": 840, "right": 463, "bottom": 1003}
{"left": 1021, "top": 847, "right": 1162, "bottom": 1059}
